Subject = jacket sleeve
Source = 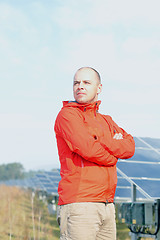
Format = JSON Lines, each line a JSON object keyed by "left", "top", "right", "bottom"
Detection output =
{"left": 100, "top": 116, "right": 135, "bottom": 159}
{"left": 54, "top": 108, "right": 118, "bottom": 166}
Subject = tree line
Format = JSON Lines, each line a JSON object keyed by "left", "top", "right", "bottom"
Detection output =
{"left": 0, "top": 162, "right": 25, "bottom": 180}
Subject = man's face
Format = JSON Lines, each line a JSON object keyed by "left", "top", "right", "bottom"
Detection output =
{"left": 73, "top": 68, "right": 102, "bottom": 104}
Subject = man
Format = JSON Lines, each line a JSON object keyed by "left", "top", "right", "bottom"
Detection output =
{"left": 54, "top": 67, "right": 135, "bottom": 240}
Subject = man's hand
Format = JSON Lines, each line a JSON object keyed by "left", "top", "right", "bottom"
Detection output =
{"left": 113, "top": 133, "right": 123, "bottom": 139}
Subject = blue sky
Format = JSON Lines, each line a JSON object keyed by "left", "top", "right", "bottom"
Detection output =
{"left": 0, "top": 0, "right": 160, "bottom": 170}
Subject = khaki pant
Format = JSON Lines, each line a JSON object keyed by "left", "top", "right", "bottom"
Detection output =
{"left": 57, "top": 202, "right": 116, "bottom": 240}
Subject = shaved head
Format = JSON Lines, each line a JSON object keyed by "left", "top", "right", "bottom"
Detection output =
{"left": 74, "top": 67, "right": 101, "bottom": 84}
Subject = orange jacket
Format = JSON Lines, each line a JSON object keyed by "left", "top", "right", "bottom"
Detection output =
{"left": 54, "top": 101, "right": 135, "bottom": 205}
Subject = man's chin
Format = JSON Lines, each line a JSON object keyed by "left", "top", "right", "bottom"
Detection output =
{"left": 75, "top": 98, "right": 88, "bottom": 104}
{"left": 77, "top": 101, "right": 87, "bottom": 104}
{"left": 75, "top": 97, "right": 96, "bottom": 104}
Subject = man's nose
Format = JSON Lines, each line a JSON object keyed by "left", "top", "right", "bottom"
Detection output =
{"left": 78, "top": 82, "right": 84, "bottom": 89}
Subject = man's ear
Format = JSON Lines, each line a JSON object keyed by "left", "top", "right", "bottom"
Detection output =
{"left": 97, "top": 84, "right": 102, "bottom": 94}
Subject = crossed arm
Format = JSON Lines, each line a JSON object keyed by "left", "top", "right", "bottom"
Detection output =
{"left": 54, "top": 108, "right": 135, "bottom": 166}
{"left": 100, "top": 115, "right": 135, "bottom": 159}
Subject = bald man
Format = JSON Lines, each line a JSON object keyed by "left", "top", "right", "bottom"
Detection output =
{"left": 54, "top": 67, "right": 135, "bottom": 240}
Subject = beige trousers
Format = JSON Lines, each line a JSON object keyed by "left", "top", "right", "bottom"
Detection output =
{"left": 57, "top": 202, "right": 116, "bottom": 240}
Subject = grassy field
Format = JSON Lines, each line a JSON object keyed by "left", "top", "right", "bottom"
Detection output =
{"left": 116, "top": 221, "right": 131, "bottom": 240}
{"left": 0, "top": 185, "right": 59, "bottom": 240}
{"left": 0, "top": 185, "right": 154, "bottom": 239}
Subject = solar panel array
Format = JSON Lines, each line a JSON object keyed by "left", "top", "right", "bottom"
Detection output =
{"left": 0, "top": 169, "right": 61, "bottom": 196}
{"left": 34, "top": 170, "right": 60, "bottom": 195}
{"left": 1, "top": 137, "right": 160, "bottom": 201}
{"left": 115, "top": 137, "right": 160, "bottom": 201}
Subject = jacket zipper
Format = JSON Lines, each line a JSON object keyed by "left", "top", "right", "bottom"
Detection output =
{"left": 81, "top": 159, "right": 84, "bottom": 168}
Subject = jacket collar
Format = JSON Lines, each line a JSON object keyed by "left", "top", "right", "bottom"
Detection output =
{"left": 62, "top": 100, "right": 101, "bottom": 112}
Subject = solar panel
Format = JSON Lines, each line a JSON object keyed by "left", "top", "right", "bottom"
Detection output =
{"left": 45, "top": 170, "right": 60, "bottom": 176}
{"left": 117, "top": 177, "right": 131, "bottom": 186}
{"left": 134, "top": 138, "right": 150, "bottom": 148}
{"left": 48, "top": 176, "right": 61, "bottom": 182}
{"left": 0, "top": 170, "right": 61, "bottom": 196}
{"left": 140, "top": 137, "right": 160, "bottom": 149}
{"left": 133, "top": 179, "right": 160, "bottom": 198}
{"left": 42, "top": 183, "right": 53, "bottom": 188}
{"left": 130, "top": 149, "right": 160, "bottom": 162}
{"left": 117, "top": 162, "right": 160, "bottom": 178}
{"left": 39, "top": 179, "right": 51, "bottom": 184}
{"left": 36, "top": 174, "right": 48, "bottom": 179}
{"left": 116, "top": 137, "right": 160, "bottom": 201}
{"left": 34, "top": 171, "right": 61, "bottom": 194}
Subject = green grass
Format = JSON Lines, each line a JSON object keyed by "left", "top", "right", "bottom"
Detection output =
{"left": 116, "top": 221, "right": 131, "bottom": 240}
{"left": 0, "top": 185, "right": 59, "bottom": 240}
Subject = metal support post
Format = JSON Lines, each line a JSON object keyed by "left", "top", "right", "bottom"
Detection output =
{"left": 131, "top": 183, "right": 137, "bottom": 240}
{"left": 156, "top": 230, "right": 160, "bottom": 240}
{"left": 155, "top": 199, "right": 160, "bottom": 240}
{"left": 131, "top": 183, "right": 136, "bottom": 203}
{"left": 130, "top": 232, "right": 138, "bottom": 240}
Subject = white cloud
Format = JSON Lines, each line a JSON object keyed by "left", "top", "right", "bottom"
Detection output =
{"left": 117, "top": 112, "right": 160, "bottom": 138}
{"left": 88, "top": 0, "right": 160, "bottom": 27}
{"left": 0, "top": 3, "right": 30, "bottom": 32}
{"left": 63, "top": 32, "right": 116, "bottom": 75}
{"left": 0, "top": 114, "right": 47, "bottom": 129}
{"left": 62, "top": 31, "right": 160, "bottom": 87}
{"left": 51, "top": 0, "right": 160, "bottom": 30}
{"left": 123, "top": 37, "right": 160, "bottom": 55}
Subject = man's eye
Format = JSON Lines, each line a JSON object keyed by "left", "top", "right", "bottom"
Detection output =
{"left": 85, "top": 81, "right": 90, "bottom": 84}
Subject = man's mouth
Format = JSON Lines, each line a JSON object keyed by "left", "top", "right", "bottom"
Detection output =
{"left": 77, "top": 92, "right": 86, "bottom": 95}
